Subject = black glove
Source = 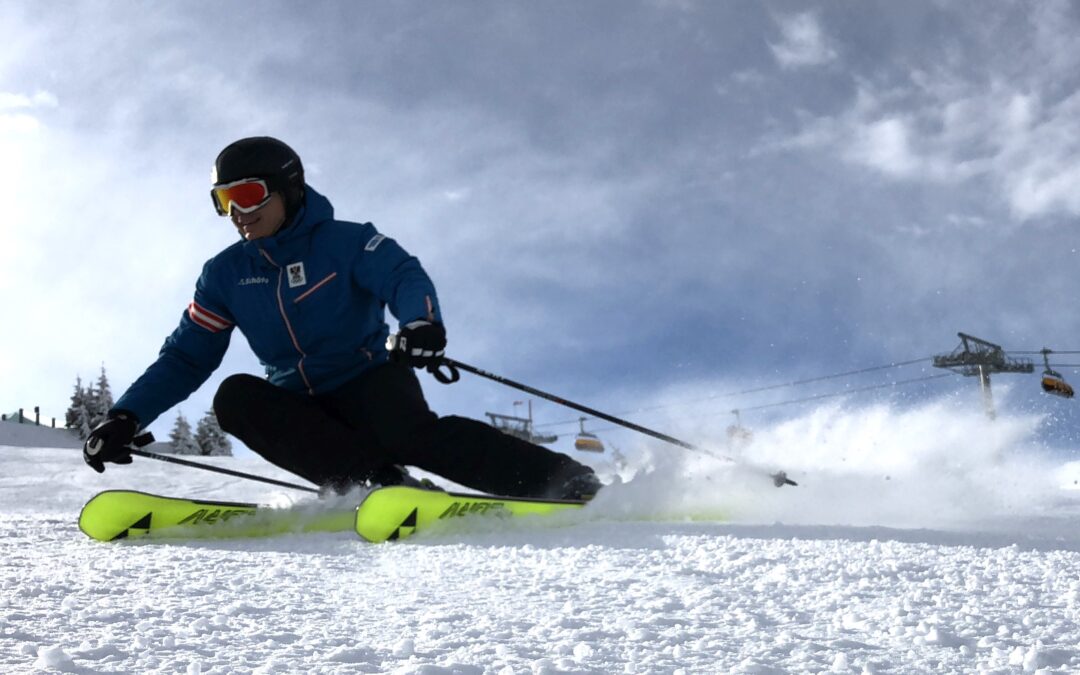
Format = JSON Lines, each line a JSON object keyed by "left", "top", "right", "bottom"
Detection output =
{"left": 83, "top": 411, "right": 139, "bottom": 473}
{"left": 386, "top": 320, "right": 447, "bottom": 369}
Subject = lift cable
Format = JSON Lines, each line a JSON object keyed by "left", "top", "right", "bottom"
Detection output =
{"left": 712, "top": 372, "right": 954, "bottom": 414}
{"left": 535, "top": 356, "right": 938, "bottom": 431}
{"left": 1008, "top": 350, "right": 1080, "bottom": 355}
{"left": 554, "top": 372, "right": 956, "bottom": 438}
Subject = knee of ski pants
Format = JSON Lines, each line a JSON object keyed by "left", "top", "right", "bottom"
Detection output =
{"left": 213, "top": 374, "right": 269, "bottom": 429}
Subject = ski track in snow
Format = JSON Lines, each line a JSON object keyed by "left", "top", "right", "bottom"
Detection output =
{"left": 3, "top": 411, "right": 1080, "bottom": 674}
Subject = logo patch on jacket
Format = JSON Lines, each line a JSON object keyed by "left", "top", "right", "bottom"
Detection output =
{"left": 364, "top": 234, "right": 386, "bottom": 251}
{"left": 287, "top": 262, "right": 307, "bottom": 288}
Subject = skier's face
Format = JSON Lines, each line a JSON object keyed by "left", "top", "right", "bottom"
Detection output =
{"left": 230, "top": 192, "right": 286, "bottom": 241}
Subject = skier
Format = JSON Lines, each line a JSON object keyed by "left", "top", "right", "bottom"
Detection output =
{"left": 82, "top": 136, "right": 601, "bottom": 500}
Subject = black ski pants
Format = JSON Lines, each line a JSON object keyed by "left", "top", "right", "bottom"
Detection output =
{"left": 213, "top": 362, "right": 593, "bottom": 497}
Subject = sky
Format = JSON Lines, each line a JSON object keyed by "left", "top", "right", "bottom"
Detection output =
{"left": 4, "top": 0, "right": 1080, "bottom": 457}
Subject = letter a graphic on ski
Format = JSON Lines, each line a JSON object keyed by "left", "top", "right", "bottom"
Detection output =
{"left": 354, "top": 486, "right": 586, "bottom": 543}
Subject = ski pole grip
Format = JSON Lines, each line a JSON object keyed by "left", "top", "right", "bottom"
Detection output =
{"left": 132, "top": 432, "right": 156, "bottom": 448}
{"left": 430, "top": 360, "right": 460, "bottom": 384}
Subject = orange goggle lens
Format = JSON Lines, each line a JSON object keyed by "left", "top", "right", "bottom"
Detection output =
{"left": 211, "top": 178, "right": 271, "bottom": 216}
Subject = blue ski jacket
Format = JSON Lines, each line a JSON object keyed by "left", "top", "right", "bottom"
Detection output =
{"left": 115, "top": 185, "right": 442, "bottom": 427}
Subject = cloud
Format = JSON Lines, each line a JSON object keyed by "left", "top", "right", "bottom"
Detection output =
{"left": 768, "top": 12, "right": 837, "bottom": 69}
{"left": 0, "top": 89, "right": 57, "bottom": 133}
{"left": 847, "top": 117, "right": 919, "bottom": 178}
{"left": 790, "top": 78, "right": 1080, "bottom": 219}
{"left": 0, "top": 90, "right": 58, "bottom": 110}
{"left": 768, "top": 4, "right": 1080, "bottom": 221}
{"left": 0, "top": 113, "right": 39, "bottom": 133}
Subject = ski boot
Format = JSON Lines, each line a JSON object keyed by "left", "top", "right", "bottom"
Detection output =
{"left": 370, "top": 464, "right": 443, "bottom": 491}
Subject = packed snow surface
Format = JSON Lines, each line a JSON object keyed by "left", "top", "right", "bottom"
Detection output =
{"left": 3, "top": 402, "right": 1080, "bottom": 674}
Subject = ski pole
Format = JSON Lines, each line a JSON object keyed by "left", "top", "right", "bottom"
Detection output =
{"left": 127, "top": 434, "right": 320, "bottom": 494}
{"left": 432, "top": 358, "right": 797, "bottom": 487}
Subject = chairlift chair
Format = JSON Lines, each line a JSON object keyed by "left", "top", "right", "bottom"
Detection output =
{"left": 726, "top": 409, "right": 754, "bottom": 449}
{"left": 1040, "top": 349, "right": 1075, "bottom": 399}
{"left": 574, "top": 417, "right": 605, "bottom": 453}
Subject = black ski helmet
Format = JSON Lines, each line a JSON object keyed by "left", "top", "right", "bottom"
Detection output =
{"left": 211, "top": 136, "right": 305, "bottom": 219}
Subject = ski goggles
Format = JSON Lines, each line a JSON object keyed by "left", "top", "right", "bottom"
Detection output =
{"left": 211, "top": 178, "right": 272, "bottom": 216}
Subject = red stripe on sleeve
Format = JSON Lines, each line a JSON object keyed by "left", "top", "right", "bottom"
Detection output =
{"left": 188, "top": 301, "right": 233, "bottom": 333}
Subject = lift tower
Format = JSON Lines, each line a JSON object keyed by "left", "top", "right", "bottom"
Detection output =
{"left": 932, "top": 332, "right": 1033, "bottom": 419}
{"left": 485, "top": 401, "right": 558, "bottom": 445}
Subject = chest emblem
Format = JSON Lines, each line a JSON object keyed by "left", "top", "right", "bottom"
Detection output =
{"left": 287, "top": 262, "right": 307, "bottom": 288}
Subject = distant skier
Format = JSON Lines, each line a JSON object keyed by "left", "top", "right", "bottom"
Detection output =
{"left": 82, "top": 136, "right": 600, "bottom": 499}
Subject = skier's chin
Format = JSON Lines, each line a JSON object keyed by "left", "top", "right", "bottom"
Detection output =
{"left": 238, "top": 221, "right": 263, "bottom": 240}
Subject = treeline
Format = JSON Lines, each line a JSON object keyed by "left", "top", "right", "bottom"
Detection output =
{"left": 66, "top": 367, "right": 231, "bottom": 456}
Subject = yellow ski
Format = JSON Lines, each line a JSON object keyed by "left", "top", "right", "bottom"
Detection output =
{"left": 79, "top": 490, "right": 355, "bottom": 541}
{"left": 354, "top": 486, "right": 586, "bottom": 543}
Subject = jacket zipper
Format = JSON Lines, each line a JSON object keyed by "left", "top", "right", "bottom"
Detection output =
{"left": 259, "top": 249, "right": 315, "bottom": 394}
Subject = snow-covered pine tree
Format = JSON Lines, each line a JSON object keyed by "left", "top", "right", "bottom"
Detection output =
{"left": 65, "top": 376, "right": 82, "bottom": 429}
{"left": 84, "top": 383, "right": 98, "bottom": 428}
{"left": 65, "top": 376, "right": 94, "bottom": 440}
{"left": 168, "top": 411, "right": 201, "bottom": 455}
{"left": 194, "top": 409, "right": 232, "bottom": 456}
{"left": 87, "top": 365, "right": 115, "bottom": 429}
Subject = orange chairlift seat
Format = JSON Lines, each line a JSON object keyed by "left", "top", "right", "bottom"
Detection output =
{"left": 1040, "top": 349, "right": 1074, "bottom": 399}
{"left": 574, "top": 417, "right": 605, "bottom": 452}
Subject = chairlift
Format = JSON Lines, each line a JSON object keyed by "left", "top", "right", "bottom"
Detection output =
{"left": 726, "top": 409, "right": 753, "bottom": 449}
{"left": 1040, "top": 349, "right": 1074, "bottom": 399}
{"left": 485, "top": 400, "right": 559, "bottom": 444}
{"left": 574, "top": 417, "right": 605, "bottom": 453}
